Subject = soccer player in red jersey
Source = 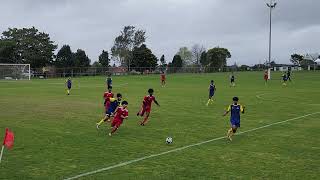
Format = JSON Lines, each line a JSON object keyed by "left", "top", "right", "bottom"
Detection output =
{"left": 103, "top": 87, "right": 114, "bottom": 111}
{"left": 264, "top": 70, "right": 269, "bottom": 84}
{"left": 137, "top": 88, "right": 160, "bottom": 126}
{"left": 160, "top": 71, "right": 166, "bottom": 87}
{"left": 109, "top": 101, "right": 129, "bottom": 136}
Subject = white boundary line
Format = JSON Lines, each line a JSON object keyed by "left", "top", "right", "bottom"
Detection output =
{"left": 64, "top": 112, "right": 320, "bottom": 180}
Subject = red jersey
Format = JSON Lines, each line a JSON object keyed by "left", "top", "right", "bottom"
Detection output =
{"left": 143, "top": 95, "right": 156, "bottom": 107}
{"left": 161, "top": 74, "right": 166, "bottom": 80}
{"left": 264, "top": 72, "right": 268, "bottom": 80}
{"left": 114, "top": 106, "right": 128, "bottom": 122}
{"left": 103, "top": 92, "right": 114, "bottom": 100}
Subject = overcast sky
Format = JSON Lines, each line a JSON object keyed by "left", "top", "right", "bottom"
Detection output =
{"left": 0, "top": 0, "right": 319, "bottom": 65}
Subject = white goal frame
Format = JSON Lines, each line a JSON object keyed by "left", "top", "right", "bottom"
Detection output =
{"left": 0, "top": 63, "right": 31, "bottom": 80}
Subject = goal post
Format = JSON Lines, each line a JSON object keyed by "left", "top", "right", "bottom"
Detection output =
{"left": 0, "top": 63, "right": 31, "bottom": 80}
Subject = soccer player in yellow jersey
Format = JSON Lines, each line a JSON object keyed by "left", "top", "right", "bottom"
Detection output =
{"left": 223, "top": 97, "right": 245, "bottom": 141}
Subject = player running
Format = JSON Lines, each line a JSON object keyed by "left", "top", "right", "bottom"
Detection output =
{"left": 109, "top": 101, "right": 129, "bottom": 136}
{"left": 106, "top": 74, "right": 112, "bottom": 89}
{"left": 282, "top": 73, "right": 288, "bottom": 86}
{"left": 65, "top": 77, "right": 72, "bottom": 95}
{"left": 230, "top": 73, "right": 235, "bottom": 87}
{"left": 206, "top": 80, "right": 216, "bottom": 106}
{"left": 264, "top": 70, "right": 269, "bottom": 84}
{"left": 223, "top": 97, "right": 245, "bottom": 141}
{"left": 103, "top": 87, "right": 114, "bottom": 111}
{"left": 160, "top": 71, "right": 166, "bottom": 87}
{"left": 137, "top": 88, "right": 160, "bottom": 126}
{"left": 287, "top": 70, "right": 291, "bottom": 82}
{"left": 96, "top": 93, "right": 122, "bottom": 129}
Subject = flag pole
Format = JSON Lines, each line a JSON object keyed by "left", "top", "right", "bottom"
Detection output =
{"left": 0, "top": 145, "right": 4, "bottom": 163}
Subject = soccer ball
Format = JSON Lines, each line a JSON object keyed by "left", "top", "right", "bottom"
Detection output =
{"left": 166, "top": 137, "right": 173, "bottom": 144}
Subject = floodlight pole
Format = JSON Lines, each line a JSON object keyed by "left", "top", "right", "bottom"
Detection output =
{"left": 266, "top": 0, "right": 277, "bottom": 67}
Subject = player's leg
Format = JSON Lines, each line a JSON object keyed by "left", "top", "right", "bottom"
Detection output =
{"left": 109, "top": 120, "right": 121, "bottom": 136}
{"left": 206, "top": 98, "right": 211, "bottom": 106}
{"left": 140, "top": 111, "right": 150, "bottom": 126}
{"left": 96, "top": 114, "right": 109, "bottom": 129}
{"left": 137, "top": 105, "right": 145, "bottom": 116}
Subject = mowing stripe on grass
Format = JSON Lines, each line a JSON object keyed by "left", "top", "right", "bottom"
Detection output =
{"left": 64, "top": 112, "right": 320, "bottom": 180}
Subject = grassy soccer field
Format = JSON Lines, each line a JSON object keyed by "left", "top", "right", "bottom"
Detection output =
{"left": 0, "top": 71, "right": 319, "bottom": 179}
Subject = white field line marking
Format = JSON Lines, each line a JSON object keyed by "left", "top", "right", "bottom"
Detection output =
{"left": 64, "top": 112, "right": 320, "bottom": 180}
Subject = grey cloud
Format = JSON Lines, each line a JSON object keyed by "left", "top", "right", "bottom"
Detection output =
{"left": 0, "top": 0, "right": 319, "bottom": 65}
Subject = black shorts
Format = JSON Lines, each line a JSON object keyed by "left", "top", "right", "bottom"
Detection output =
{"left": 107, "top": 85, "right": 112, "bottom": 89}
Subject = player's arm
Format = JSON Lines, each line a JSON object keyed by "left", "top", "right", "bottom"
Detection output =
{"left": 154, "top": 100, "right": 160, "bottom": 106}
{"left": 223, "top": 105, "right": 231, "bottom": 116}
{"left": 240, "top": 105, "right": 245, "bottom": 114}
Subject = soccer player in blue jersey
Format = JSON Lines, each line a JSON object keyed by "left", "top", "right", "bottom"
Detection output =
{"left": 206, "top": 80, "right": 216, "bottom": 106}
{"left": 282, "top": 73, "right": 288, "bottom": 86}
{"left": 96, "top": 93, "right": 122, "bottom": 129}
{"left": 230, "top": 73, "right": 235, "bottom": 87}
{"left": 223, "top": 97, "right": 245, "bottom": 141}
{"left": 106, "top": 74, "right": 112, "bottom": 90}
{"left": 65, "top": 77, "right": 72, "bottom": 95}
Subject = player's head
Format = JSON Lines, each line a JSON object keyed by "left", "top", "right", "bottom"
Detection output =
{"left": 148, "top": 88, "right": 154, "bottom": 95}
{"left": 121, "top": 101, "right": 128, "bottom": 108}
{"left": 108, "top": 73, "right": 111, "bottom": 77}
{"left": 210, "top": 80, "right": 214, "bottom": 84}
{"left": 116, "top": 93, "right": 122, "bottom": 100}
{"left": 233, "top": 96, "right": 239, "bottom": 104}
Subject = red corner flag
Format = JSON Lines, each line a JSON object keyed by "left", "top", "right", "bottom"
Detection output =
{"left": 0, "top": 128, "right": 14, "bottom": 163}
{"left": 3, "top": 128, "right": 14, "bottom": 149}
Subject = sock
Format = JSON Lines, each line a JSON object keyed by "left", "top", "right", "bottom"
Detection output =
{"left": 67, "top": 90, "right": 70, "bottom": 94}
{"left": 111, "top": 127, "right": 117, "bottom": 134}
{"left": 142, "top": 116, "right": 149, "bottom": 125}
{"left": 97, "top": 119, "right": 105, "bottom": 126}
{"left": 206, "top": 99, "right": 211, "bottom": 105}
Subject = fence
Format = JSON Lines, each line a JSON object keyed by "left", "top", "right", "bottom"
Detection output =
{"left": 29, "top": 66, "right": 266, "bottom": 78}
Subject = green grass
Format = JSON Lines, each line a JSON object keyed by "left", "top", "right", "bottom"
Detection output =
{"left": 0, "top": 71, "right": 319, "bottom": 179}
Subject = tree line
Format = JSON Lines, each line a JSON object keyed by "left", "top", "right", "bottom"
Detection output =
{"left": 1, "top": 26, "right": 317, "bottom": 72}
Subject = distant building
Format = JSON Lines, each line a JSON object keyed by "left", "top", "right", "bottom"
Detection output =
{"left": 272, "top": 64, "right": 302, "bottom": 71}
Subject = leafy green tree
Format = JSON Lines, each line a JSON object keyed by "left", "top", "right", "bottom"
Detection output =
{"left": 74, "top": 49, "right": 91, "bottom": 68}
{"left": 200, "top": 51, "right": 207, "bottom": 66}
{"left": 159, "top": 54, "right": 167, "bottom": 70}
{"left": 290, "top": 53, "right": 304, "bottom": 65}
{"left": 131, "top": 44, "right": 158, "bottom": 72}
{"left": 170, "top": 55, "right": 183, "bottom": 73}
{"left": 177, "top": 47, "right": 192, "bottom": 65}
{"left": 206, "top": 47, "right": 231, "bottom": 71}
{"left": 0, "top": 40, "right": 16, "bottom": 63}
{"left": 111, "top": 26, "right": 146, "bottom": 69}
{"left": 0, "top": 27, "right": 57, "bottom": 67}
{"left": 55, "top": 45, "right": 74, "bottom": 68}
{"left": 98, "top": 50, "right": 110, "bottom": 67}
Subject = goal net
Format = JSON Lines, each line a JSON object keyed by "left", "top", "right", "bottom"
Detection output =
{"left": 0, "top": 64, "right": 31, "bottom": 80}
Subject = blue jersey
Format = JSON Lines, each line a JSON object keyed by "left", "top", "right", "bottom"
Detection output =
{"left": 107, "top": 77, "right": 112, "bottom": 86}
{"left": 282, "top": 74, "right": 287, "bottom": 81}
{"left": 209, "top": 84, "right": 215, "bottom": 93}
{"left": 227, "top": 104, "right": 244, "bottom": 121}
{"left": 108, "top": 98, "right": 121, "bottom": 113}
{"left": 209, "top": 84, "right": 215, "bottom": 97}
{"left": 66, "top": 79, "right": 72, "bottom": 88}
{"left": 230, "top": 75, "right": 235, "bottom": 81}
